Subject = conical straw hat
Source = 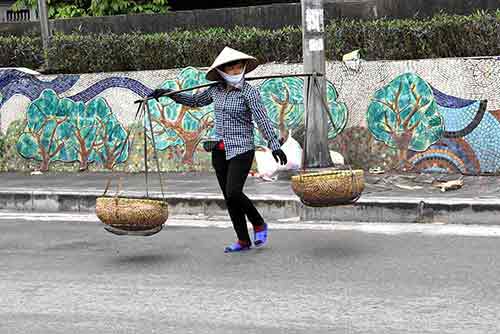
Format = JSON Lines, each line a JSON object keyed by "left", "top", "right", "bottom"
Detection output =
{"left": 206, "top": 47, "right": 258, "bottom": 81}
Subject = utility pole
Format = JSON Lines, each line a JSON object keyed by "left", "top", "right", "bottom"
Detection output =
{"left": 301, "top": 0, "right": 333, "bottom": 169}
{"left": 37, "top": 0, "right": 50, "bottom": 69}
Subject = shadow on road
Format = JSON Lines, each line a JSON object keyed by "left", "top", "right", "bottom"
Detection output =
{"left": 109, "top": 253, "right": 177, "bottom": 265}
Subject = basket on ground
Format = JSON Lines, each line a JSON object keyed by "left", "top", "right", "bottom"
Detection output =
{"left": 291, "top": 169, "right": 364, "bottom": 207}
{"left": 96, "top": 197, "right": 168, "bottom": 233}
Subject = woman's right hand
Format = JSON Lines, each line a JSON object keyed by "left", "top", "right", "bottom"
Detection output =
{"left": 272, "top": 148, "right": 287, "bottom": 166}
{"left": 148, "top": 88, "right": 173, "bottom": 101}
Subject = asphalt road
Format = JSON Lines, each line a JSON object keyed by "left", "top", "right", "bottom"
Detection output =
{"left": 1, "top": 215, "right": 499, "bottom": 334}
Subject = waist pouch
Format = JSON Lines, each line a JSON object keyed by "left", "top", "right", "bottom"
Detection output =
{"left": 202, "top": 140, "right": 224, "bottom": 152}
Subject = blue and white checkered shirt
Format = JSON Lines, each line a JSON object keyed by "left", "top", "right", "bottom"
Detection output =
{"left": 170, "top": 82, "right": 281, "bottom": 160}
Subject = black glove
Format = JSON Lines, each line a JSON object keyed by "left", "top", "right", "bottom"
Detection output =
{"left": 148, "top": 88, "right": 172, "bottom": 101}
{"left": 272, "top": 149, "right": 287, "bottom": 166}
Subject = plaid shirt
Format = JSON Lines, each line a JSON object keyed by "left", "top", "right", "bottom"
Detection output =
{"left": 170, "top": 82, "right": 281, "bottom": 160}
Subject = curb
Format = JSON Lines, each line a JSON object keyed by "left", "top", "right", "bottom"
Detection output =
{"left": 304, "top": 197, "right": 500, "bottom": 225}
{"left": 0, "top": 189, "right": 301, "bottom": 222}
{"left": 0, "top": 189, "right": 499, "bottom": 225}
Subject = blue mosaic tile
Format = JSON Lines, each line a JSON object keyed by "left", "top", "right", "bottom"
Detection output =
{"left": 438, "top": 101, "right": 481, "bottom": 132}
{"left": 465, "top": 112, "right": 500, "bottom": 173}
{"left": 70, "top": 77, "right": 152, "bottom": 102}
{"left": 0, "top": 70, "right": 79, "bottom": 108}
{"left": 428, "top": 138, "right": 478, "bottom": 173}
{"left": 432, "top": 86, "right": 476, "bottom": 108}
{"left": 0, "top": 70, "right": 25, "bottom": 89}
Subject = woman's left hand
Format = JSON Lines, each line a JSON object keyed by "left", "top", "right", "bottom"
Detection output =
{"left": 272, "top": 149, "right": 287, "bottom": 165}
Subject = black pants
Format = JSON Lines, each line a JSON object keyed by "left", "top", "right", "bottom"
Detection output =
{"left": 212, "top": 148, "right": 265, "bottom": 243}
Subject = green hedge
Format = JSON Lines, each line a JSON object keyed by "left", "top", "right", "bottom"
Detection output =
{"left": 43, "top": 26, "right": 303, "bottom": 73}
{"left": 327, "top": 10, "right": 500, "bottom": 60}
{"left": 0, "top": 35, "right": 42, "bottom": 69}
{"left": 1, "top": 11, "right": 498, "bottom": 74}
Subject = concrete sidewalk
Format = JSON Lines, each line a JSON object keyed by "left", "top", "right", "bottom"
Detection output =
{"left": 0, "top": 171, "right": 499, "bottom": 225}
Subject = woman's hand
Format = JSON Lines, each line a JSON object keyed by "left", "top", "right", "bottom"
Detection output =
{"left": 272, "top": 149, "right": 287, "bottom": 165}
{"left": 148, "top": 88, "right": 173, "bottom": 101}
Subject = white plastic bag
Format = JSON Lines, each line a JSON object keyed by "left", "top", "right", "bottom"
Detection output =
{"left": 280, "top": 136, "right": 303, "bottom": 171}
{"left": 255, "top": 148, "right": 278, "bottom": 181}
{"left": 330, "top": 150, "right": 345, "bottom": 165}
{"left": 255, "top": 136, "right": 303, "bottom": 180}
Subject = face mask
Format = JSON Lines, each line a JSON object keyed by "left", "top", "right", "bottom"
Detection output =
{"left": 216, "top": 65, "right": 246, "bottom": 89}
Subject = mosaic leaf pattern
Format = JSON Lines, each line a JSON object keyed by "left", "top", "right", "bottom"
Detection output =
{"left": 260, "top": 77, "right": 305, "bottom": 128}
{"left": 16, "top": 89, "right": 127, "bottom": 171}
{"left": 326, "top": 82, "right": 348, "bottom": 139}
{"left": 88, "top": 97, "right": 128, "bottom": 168}
{"left": 145, "top": 67, "right": 214, "bottom": 163}
{"left": 17, "top": 90, "right": 73, "bottom": 170}
{"left": 367, "top": 73, "right": 444, "bottom": 162}
{"left": 256, "top": 77, "right": 348, "bottom": 146}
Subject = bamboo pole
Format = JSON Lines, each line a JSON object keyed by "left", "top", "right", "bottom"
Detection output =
{"left": 134, "top": 72, "right": 323, "bottom": 104}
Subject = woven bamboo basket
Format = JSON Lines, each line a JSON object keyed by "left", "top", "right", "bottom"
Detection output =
{"left": 96, "top": 197, "right": 169, "bottom": 232}
{"left": 291, "top": 169, "right": 365, "bottom": 207}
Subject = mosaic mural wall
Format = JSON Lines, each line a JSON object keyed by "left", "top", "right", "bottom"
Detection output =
{"left": 0, "top": 56, "right": 499, "bottom": 174}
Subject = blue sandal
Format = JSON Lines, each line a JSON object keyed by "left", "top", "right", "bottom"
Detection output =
{"left": 224, "top": 241, "right": 251, "bottom": 253}
{"left": 254, "top": 223, "right": 268, "bottom": 247}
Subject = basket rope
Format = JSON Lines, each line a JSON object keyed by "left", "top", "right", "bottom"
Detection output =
{"left": 102, "top": 100, "right": 166, "bottom": 202}
{"left": 144, "top": 103, "right": 149, "bottom": 198}
{"left": 301, "top": 74, "right": 312, "bottom": 171}
{"left": 102, "top": 100, "right": 144, "bottom": 197}
{"left": 145, "top": 102, "right": 167, "bottom": 201}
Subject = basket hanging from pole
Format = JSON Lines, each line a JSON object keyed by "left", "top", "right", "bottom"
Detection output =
{"left": 96, "top": 101, "right": 168, "bottom": 236}
{"left": 290, "top": 73, "right": 365, "bottom": 207}
{"left": 291, "top": 168, "right": 364, "bottom": 207}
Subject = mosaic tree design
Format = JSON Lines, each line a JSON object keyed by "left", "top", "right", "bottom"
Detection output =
{"left": 17, "top": 90, "right": 72, "bottom": 171}
{"left": 146, "top": 67, "right": 214, "bottom": 164}
{"left": 367, "top": 73, "right": 444, "bottom": 170}
{"left": 256, "top": 77, "right": 348, "bottom": 147}
{"left": 87, "top": 98, "right": 128, "bottom": 169}
{"left": 16, "top": 89, "right": 127, "bottom": 171}
{"left": 258, "top": 77, "right": 304, "bottom": 143}
{"left": 60, "top": 98, "right": 96, "bottom": 171}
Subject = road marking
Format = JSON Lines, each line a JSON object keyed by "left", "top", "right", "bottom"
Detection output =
{"left": 2, "top": 211, "right": 500, "bottom": 237}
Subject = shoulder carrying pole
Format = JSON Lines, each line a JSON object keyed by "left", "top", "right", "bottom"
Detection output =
{"left": 134, "top": 73, "right": 324, "bottom": 104}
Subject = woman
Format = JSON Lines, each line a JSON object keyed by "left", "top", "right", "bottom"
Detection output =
{"left": 149, "top": 47, "right": 287, "bottom": 253}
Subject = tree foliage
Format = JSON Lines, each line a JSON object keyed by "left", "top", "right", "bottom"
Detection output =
{"left": 256, "top": 77, "right": 348, "bottom": 147}
{"left": 16, "top": 89, "right": 128, "bottom": 171}
{"left": 12, "top": 0, "right": 168, "bottom": 18}
{"left": 367, "top": 73, "right": 444, "bottom": 169}
{"left": 145, "top": 67, "right": 214, "bottom": 164}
